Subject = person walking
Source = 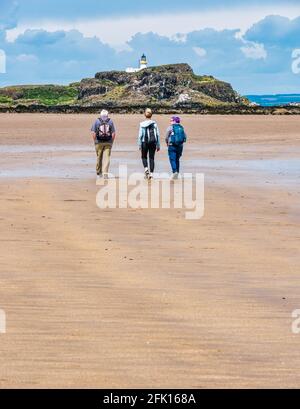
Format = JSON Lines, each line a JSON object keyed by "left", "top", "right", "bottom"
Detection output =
{"left": 91, "top": 110, "right": 116, "bottom": 181}
{"left": 165, "top": 116, "right": 187, "bottom": 180}
{"left": 138, "top": 108, "right": 160, "bottom": 180}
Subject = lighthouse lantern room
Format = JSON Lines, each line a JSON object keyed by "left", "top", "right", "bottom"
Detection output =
{"left": 126, "top": 54, "right": 148, "bottom": 73}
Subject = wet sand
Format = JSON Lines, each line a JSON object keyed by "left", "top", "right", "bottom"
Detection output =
{"left": 0, "top": 114, "right": 300, "bottom": 388}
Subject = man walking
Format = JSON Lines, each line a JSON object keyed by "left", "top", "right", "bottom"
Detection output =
{"left": 91, "top": 110, "right": 116, "bottom": 181}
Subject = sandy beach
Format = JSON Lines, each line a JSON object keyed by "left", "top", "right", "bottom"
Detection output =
{"left": 0, "top": 113, "right": 299, "bottom": 388}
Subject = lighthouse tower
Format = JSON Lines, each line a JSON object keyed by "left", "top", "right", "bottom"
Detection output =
{"left": 139, "top": 54, "right": 148, "bottom": 70}
{"left": 126, "top": 54, "right": 148, "bottom": 73}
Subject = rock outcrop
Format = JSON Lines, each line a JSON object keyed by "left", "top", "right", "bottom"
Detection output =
{"left": 78, "top": 63, "right": 247, "bottom": 107}
{"left": 1, "top": 63, "right": 300, "bottom": 114}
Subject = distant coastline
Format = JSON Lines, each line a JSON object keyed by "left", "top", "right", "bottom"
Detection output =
{"left": 247, "top": 94, "right": 300, "bottom": 107}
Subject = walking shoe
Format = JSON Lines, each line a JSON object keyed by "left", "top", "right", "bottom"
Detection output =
{"left": 144, "top": 168, "right": 150, "bottom": 180}
{"left": 171, "top": 172, "right": 179, "bottom": 180}
{"left": 96, "top": 174, "right": 103, "bottom": 185}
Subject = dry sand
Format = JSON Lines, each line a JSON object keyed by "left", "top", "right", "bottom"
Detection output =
{"left": 0, "top": 114, "right": 299, "bottom": 388}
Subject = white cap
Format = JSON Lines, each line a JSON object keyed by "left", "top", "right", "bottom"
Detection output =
{"left": 100, "top": 109, "right": 109, "bottom": 119}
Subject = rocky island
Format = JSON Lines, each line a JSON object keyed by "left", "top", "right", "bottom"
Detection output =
{"left": 0, "top": 63, "right": 299, "bottom": 114}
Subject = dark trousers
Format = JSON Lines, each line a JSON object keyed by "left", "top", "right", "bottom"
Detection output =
{"left": 141, "top": 142, "right": 157, "bottom": 173}
{"left": 168, "top": 144, "right": 183, "bottom": 173}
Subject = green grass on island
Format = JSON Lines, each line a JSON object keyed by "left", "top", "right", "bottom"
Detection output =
{"left": 0, "top": 84, "right": 79, "bottom": 106}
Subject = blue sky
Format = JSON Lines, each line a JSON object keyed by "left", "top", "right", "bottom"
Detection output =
{"left": 0, "top": 0, "right": 300, "bottom": 94}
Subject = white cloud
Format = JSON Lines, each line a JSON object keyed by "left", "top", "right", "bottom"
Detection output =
{"left": 16, "top": 53, "right": 39, "bottom": 62}
{"left": 6, "top": 5, "right": 300, "bottom": 48}
{"left": 193, "top": 47, "right": 207, "bottom": 57}
{"left": 171, "top": 33, "right": 187, "bottom": 43}
{"left": 241, "top": 43, "right": 267, "bottom": 60}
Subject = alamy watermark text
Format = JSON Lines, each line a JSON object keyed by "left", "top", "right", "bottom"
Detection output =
{"left": 292, "top": 49, "right": 300, "bottom": 74}
{"left": 0, "top": 49, "right": 6, "bottom": 74}
{"left": 96, "top": 166, "right": 205, "bottom": 220}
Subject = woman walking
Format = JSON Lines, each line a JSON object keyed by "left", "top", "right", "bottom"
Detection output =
{"left": 138, "top": 108, "right": 160, "bottom": 180}
{"left": 165, "top": 116, "right": 187, "bottom": 180}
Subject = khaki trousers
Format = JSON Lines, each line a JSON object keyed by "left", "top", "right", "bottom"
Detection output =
{"left": 95, "top": 143, "right": 112, "bottom": 175}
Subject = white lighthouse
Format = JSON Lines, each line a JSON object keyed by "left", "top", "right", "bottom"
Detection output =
{"left": 139, "top": 54, "right": 148, "bottom": 69}
{"left": 126, "top": 54, "right": 148, "bottom": 73}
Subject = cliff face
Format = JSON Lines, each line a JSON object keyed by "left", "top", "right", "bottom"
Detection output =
{"left": 78, "top": 63, "right": 247, "bottom": 107}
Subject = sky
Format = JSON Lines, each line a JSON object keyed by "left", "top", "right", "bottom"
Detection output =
{"left": 0, "top": 0, "right": 300, "bottom": 94}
